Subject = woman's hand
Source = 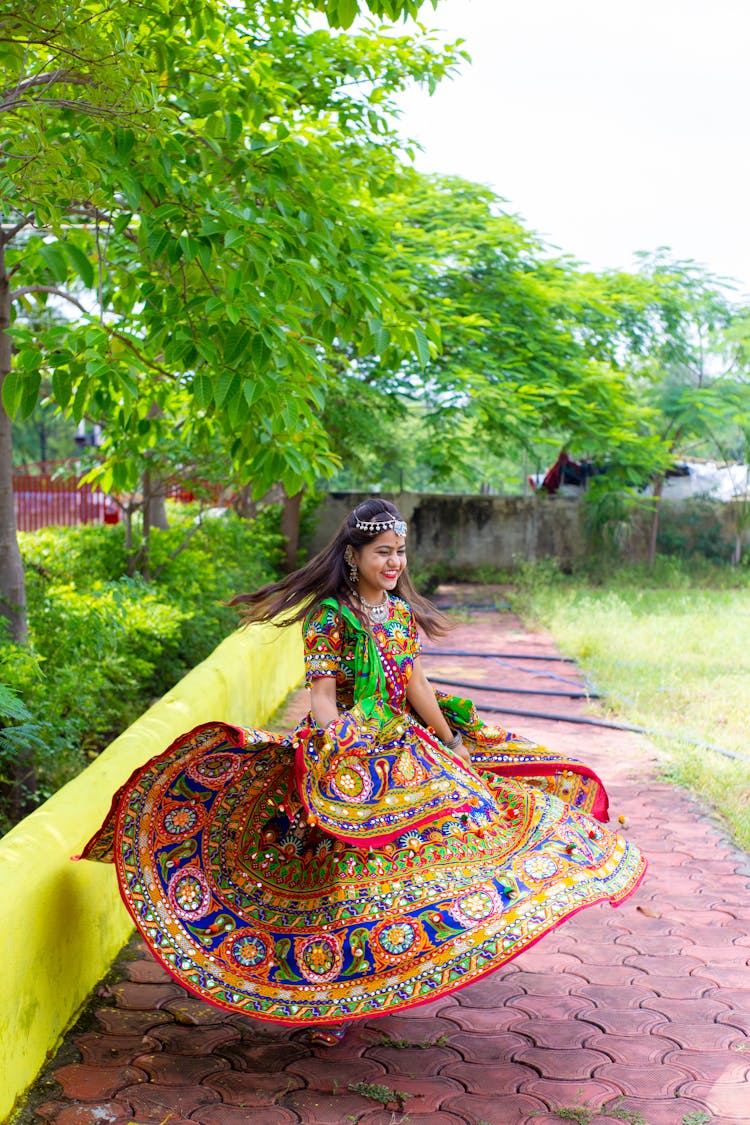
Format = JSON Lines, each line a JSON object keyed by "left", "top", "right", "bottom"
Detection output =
{"left": 406, "top": 659, "right": 473, "bottom": 771}
{"left": 445, "top": 731, "right": 472, "bottom": 770}
{"left": 451, "top": 738, "right": 472, "bottom": 770}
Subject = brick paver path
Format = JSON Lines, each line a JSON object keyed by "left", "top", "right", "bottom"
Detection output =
{"left": 22, "top": 600, "right": 750, "bottom": 1125}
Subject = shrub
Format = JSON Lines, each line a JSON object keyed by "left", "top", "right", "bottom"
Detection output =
{"left": 0, "top": 506, "right": 284, "bottom": 834}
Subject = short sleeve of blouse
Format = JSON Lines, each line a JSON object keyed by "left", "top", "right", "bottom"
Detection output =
{"left": 303, "top": 602, "right": 342, "bottom": 683}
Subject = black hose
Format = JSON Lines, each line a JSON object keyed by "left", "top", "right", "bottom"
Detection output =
{"left": 424, "top": 648, "right": 577, "bottom": 663}
{"left": 473, "top": 702, "right": 745, "bottom": 762}
{"left": 433, "top": 601, "right": 512, "bottom": 611}
{"left": 428, "top": 675, "right": 600, "bottom": 701}
{"left": 425, "top": 645, "right": 743, "bottom": 760}
{"left": 424, "top": 648, "right": 589, "bottom": 692}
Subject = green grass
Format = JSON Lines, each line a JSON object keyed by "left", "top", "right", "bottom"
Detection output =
{"left": 348, "top": 1081, "right": 412, "bottom": 1111}
{"left": 510, "top": 559, "right": 750, "bottom": 851}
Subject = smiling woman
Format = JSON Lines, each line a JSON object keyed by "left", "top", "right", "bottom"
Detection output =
{"left": 349, "top": 528, "right": 407, "bottom": 611}
{"left": 79, "top": 496, "right": 645, "bottom": 1045}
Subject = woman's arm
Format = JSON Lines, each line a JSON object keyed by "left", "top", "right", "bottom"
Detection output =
{"left": 406, "top": 657, "right": 471, "bottom": 768}
{"left": 309, "top": 676, "right": 339, "bottom": 730}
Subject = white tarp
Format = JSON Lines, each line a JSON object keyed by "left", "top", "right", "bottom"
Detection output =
{"left": 658, "top": 462, "right": 749, "bottom": 502}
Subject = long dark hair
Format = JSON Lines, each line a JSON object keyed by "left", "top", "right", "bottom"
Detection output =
{"left": 230, "top": 497, "right": 450, "bottom": 638}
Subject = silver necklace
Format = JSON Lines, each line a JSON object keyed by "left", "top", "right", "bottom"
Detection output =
{"left": 356, "top": 591, "right": 390, "bottom": 624}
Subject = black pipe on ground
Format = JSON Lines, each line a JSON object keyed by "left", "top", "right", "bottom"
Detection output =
{"left": 424, "top": 648, "right": 577, "bottom": 663}
{"left": 473, "top": 702, "right": 744, "bottom": 762}
{"left": 427, "top": 675, "right": 600, "bottom": 701}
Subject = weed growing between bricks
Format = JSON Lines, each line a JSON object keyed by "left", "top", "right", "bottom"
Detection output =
{"left": 375, "top": 1032, "right": 450, "bottom": 1049}
{"left": 348, "top": 1080, "right": 413, "bottom": 1111}
{"left": 540, "top": 1098, "right": 714, "bottom": 1125}
{"left": 347, "top": 1114, "right": 411, "bottom": 1125}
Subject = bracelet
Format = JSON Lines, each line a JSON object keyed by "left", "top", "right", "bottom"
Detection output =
{"left": 319, "top": 717, "right": 339, "bottom": 747}
{"left": 446, "top": 731, "right": 463, "bottom": 750}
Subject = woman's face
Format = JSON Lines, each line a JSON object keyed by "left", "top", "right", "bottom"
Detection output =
{"left": 352, "top": 529, "right": 407, "bottom": 600}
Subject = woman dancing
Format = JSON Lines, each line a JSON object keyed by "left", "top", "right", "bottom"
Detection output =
{"left": 81, "top": 497, "right": 645, "bottom": 1043}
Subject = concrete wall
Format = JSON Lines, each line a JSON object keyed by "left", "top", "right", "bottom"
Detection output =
{"left": 310, "top": 491, "right": 587, "bottom": 571}
{"left": 0, "top": 621, "right": 304, "bottom": 1124}
{"left": 309, "top": 492, "right": 750, "bottom": 570}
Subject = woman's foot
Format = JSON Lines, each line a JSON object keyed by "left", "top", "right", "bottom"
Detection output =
{"left": 306, "top": 1020, "right": 350, "bottom": 1046}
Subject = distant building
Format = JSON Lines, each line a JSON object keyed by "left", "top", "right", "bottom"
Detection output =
{"left": 529, "top": 451, "right": 749, "bottom": 502}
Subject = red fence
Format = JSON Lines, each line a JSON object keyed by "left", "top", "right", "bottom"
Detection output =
{"left": 12, "top": 462, "right": 120, "bottom": 532}
{"left": 12, "top": 462, "right": 228, "bottom": 532}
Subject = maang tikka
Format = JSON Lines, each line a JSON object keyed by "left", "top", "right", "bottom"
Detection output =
{"left": 344, "top": 545, "right": 358, "bottom": 585}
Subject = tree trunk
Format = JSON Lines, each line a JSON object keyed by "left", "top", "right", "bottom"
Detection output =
{"left": 280, "top": 488, "right": 303, "bottom": 574}
{"left": 140, "top": 470, "right": 153, "bottom": 581}
{"left": 142, "top": 403, "right": 169, "bottom": 531}
{"left": 729, "top": 499, "right": 748, "bottom": 566}
{"left": 39, "top": 416, "right": 48, "bottom": 463}
{"left": 0, "top": 239, "right": 37, "bottom": 818}
{"left": 647, "top": 472, "right": 664, "bottom": 567}
{"left": 123, "top": 496, "right": 137, "bottom": 576}
{"left": 233, "top": 483, "right": 256, "bottom": 520}
{"left": 145, "top": 481, "right": 169, "bottom": 530}
{"left": 0, "top": 241, "right": 28, "bottom": 644}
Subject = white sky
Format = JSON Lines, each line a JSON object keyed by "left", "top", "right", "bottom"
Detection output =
{"left": 394, "top": 0, "right": 750, "bottom": 297}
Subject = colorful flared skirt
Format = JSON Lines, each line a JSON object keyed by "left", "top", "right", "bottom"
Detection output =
{"left": 81, "top": 698, "right": 646, "bottom": 1025}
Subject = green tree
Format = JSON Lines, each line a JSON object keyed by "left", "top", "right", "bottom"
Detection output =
{"left": 626, "top": 254, "right": 750, "bottom": 563}
{"left": 313, "top": 0, "right": 437, "bottom": 26}
{"left": 1, "top": 0, "right": 460, "bottom": 637}
{"left": 1, "top": 0, "right": 183, "bottom": 641}
{"left": 321, "top": 173, "right": 669, "bottom": 492}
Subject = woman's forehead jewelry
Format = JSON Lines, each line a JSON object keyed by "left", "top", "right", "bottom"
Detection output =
{"left": 354, "top": 516, "right": 407, "bottom": 537}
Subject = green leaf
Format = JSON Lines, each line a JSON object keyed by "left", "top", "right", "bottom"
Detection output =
{"left": 71, "top": 380, "right": 88, "bottom": 423}
{"left": 178, "top": 235, "right": 202, "bottom": 262}
{"left": 308, "top": 382, "right": 326, "bottom": 410}
{"left": 193, "top": 372, "right": 214, "bottom": 409}
{"left": 224, "top": 327, "right": 251, "bottom": 365}
{"left": 214, "top": 370, "right": 240, "bottom": 408}
{"left": 113, "top": 212, "right": 133, "bottom": 236}
{"left": 66, "top": 242, "right": 95, "bottom": 289}
{"left": 1, "top": 369, "right": 24, "bottom": 418}
{"left": 331, "top": 0, "right": 358, "bottom": 28}
{"left": 196, "top": 337, "right": 219, "bottom": 365}
{"left": 224, "top": 112, "right": 243, "bottom": 144}
{"left": 196, "top": 96, "right": 222, "bottom": 116}
{"left": 243, "top": 378, "right": 261, "bottom": 407}
{"left": 251, "top": 335, "right": 271, "bottom": 369}
{"left": 412, "top": 324, "right": 431, "bottom": 368}
{"left": 39, "top": 242, "right": 69, "bottom": 282}
{"left": 117, "top": 369, "right": 139, "bottom": 398}
{"left": 51, "top": 368, "right": 74, "bottom": 409}
{"left": 223, "top": 229, "right": 244, "bottom": 248}
{"left": 19, "top": 370, "right": 42, "bottom": 420}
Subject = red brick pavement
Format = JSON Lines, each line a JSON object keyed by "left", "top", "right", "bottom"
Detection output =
{"left": 19, "top": 602, "right": 750, "bottom": 1125}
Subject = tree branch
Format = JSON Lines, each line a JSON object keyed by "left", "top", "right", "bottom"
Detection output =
{"left": 151, "top": 516, "right": 205, "bottom": 582}
{"left": 1, "top": 69, "right": 94, "bottom": 101}
{"left": 11, "top": 284, "right": 89, "bottom": 315}
{"left": 9, "top": 284, "right": 173, "bottom": 377}
{"left": 0, "top": 214, "right": 33, "bottom": 247}
{"left": 2, "top": 94, "right": 140, "bottom": 120}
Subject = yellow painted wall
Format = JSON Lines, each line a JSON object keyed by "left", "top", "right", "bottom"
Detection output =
{"left": 0, "top": 621, "right": 304, "bottom": 1123}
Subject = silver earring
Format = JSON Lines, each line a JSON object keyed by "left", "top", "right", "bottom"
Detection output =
{"left": 344, "top": 546, "right": 358, "bottom": 584}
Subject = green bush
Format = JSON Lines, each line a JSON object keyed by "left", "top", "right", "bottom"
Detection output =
{"left": 0, "top": 506, "right": 284, "bottom": 835}
{"left": 656, "top": 499, "right": 733, "bottom": 562}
